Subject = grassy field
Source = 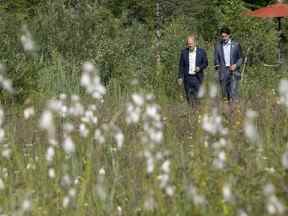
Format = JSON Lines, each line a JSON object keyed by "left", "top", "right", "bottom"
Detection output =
{"left": 0, "top": 61, "right": 288, "bottom": 216}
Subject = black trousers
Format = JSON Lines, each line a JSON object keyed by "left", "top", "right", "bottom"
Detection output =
{"left": 184, "top": 75, "right": 201, "bottom": 105}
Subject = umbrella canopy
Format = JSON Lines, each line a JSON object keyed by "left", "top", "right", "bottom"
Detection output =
{"left": 245, "top": 2, "right": 288, "bottom": 18}
{"left": 244, "top": 1, "right": 288, "bottom": 64}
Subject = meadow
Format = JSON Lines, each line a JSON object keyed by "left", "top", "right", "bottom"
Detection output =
{"left": 1, "top": 59, "right": 288, "bottom": 215}
{"left": 1, "top": 0, "right": 288, "bottom": 215}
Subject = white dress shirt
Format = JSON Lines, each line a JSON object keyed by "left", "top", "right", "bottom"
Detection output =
{"left": 223, "top": 40, "right": 231, "bottom": 66}
{"left": 188, "top": 48, "right": 197, "bottom": 75}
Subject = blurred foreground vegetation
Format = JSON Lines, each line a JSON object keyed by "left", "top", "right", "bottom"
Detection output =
{"left": 0, "top": 0, "right": 288, "bottom": 215}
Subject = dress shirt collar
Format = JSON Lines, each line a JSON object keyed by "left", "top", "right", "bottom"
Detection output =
{"left": 223, "top": 39, "right": 231, "bottom": 46}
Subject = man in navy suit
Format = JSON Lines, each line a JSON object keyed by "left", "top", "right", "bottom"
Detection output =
{"left": 178, "top": 34, "right": 208, "bottom": 106}
{"left": 214, "top": 27, "right": 243, "bottom": 102}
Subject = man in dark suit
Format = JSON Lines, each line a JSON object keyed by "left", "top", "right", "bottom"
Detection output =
{"left": 214, "top": 27, "right": 243, "bottom": 102}
{"left": 178, "top": 34, "right": 208, "bottom": 106}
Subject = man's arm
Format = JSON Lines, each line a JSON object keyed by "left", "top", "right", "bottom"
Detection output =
{"left": 198, "top": 49, "right": 208, "bottom": 71}
{"left": 235, "top": 43, "right": 243, "bottom": 69}
{"left": 214, "top": 44, "right": 221, "bottom": 70}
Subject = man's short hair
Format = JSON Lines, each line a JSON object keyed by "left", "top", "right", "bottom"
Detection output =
{"left": 220, "top": 27, "right": 231, "bottom": 35}
{"left": 186, "top": 33, "right": 197, "bottom": 43}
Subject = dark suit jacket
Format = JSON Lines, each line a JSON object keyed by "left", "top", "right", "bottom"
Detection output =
{"left": 214, "top": 40, "right": 243, "bottom": 80}
{"left": 178, "top": 47, "right": 208, "bottom": 83}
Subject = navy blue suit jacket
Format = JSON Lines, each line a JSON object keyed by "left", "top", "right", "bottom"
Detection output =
{"left": 178, "top": 47, "right": 208, "bottom": 83}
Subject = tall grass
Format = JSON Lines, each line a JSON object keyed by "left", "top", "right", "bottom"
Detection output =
{"left": 0, "top": 60, "right": 288, "bottom": 215}
{"left": 0, "top": 1, "right": 288, "bottom": 215}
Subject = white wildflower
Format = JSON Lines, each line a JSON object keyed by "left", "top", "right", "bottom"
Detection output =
{"left": 158, "top": 174, "right": 169, "bottom": 188}
{"left": 94, "top": 129, "right": 105, "bottom": 144}
{"left": 117, "top": 206, "right": 122, "bottom": 215}
{"left": 132, "top": 93, "right": 144, "bottom": 106}
{"left": 282, "top": 151, "right": 288, "bottom": 169}
{"left": 21, "top": 31, "right": 34, "bottom": 52}
{"left": 61, "top": 175, "right": 72, "bottom": 187}
{"left": 165, "top": 186, "right": 175, "bottom": 196}
{"left": 62, "top": 136, "right": 75, "bottom": 154}
{"left": 114, "top": 131, "right": 124, "bottom": 149}
{"left": 99, "top": 168, "right": 105, "bottom": 176}
{"left": 186, "top": 184, "right": 207, "bottom": 206}
{"left": 82, "top": 62, "right": 94, "bottom": 73}
{"left": 80, "top": 72, "right": 90, "bottom": 88}
{"left": 279, "top": 79, "right": 288, "bottom": 107}
{"left": 146, "top": 157, "right": 154, "bottom": 174}
{"left": 244, "top": 109, "right": 259, "bottom": 143}
{"left": 223, "top": 184, "right": 234, "bottom": 202}
{"left": 144, "top": 195, "right": 156, "bottom": 211}
{"left": 146, "top": 105, "right": 160, "bottom": 121}
{"left": 0, "top": 178, "right": 4, "bottom": 190}
{"left": 63, "top": 123, "right": 74, "bottom": 133}
{"left": 68, "top": 188, "right": 77, "bottom": 197}
{"left": 48, "top": 168, "right": 56, "bottom": 179}
{"left": 161, "top": 160, "right": 170, "bottom": 173}
{"left": 238, "top": 209, "right": 248, "bottom": 216}
{"left": 149, "top": 130, "right": 163, "bottom": 144}
{"left": 39, "top": 111, "right": 54, "bottom": 130}
{"left": 24, "top": 107, "right": 35, "bottom": 119}
{"left": 126, "top": 103, "right": 141, "bottom": 124}
{"left": 0, "top": 108, "right": 4, "bottom": 126}
{"left": 79, "top": 123, "right": 89, "bottom": 137}
{"left": 1, "top": 148, "right": 11, "bottom": 159}
{"left": 22, "top": 199, "right": 32, "bottom": 212}
{"left": 63, "top": 196, "right": 70, "bottom": 208}
{"left": 1, "top": 79, "right": 14, "bottom": 93}
{"left": 219, "top": 151, "right": 226, "bottom": 161}
{"left": 46, "top": 147, "right": 55, "bottom": 162}
{"left": 202, "top": 109, "right": 226, "bottom": 135}
{"left": 48, "top": 99, "right": 63, "bottom": 112}
{"left": 0, "top": 129, "right": 5, "bottom": 143}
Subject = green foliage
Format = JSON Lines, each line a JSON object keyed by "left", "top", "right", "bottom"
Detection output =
{"left": 0, "top": 0, "right": 285, "bottom": 102}
{"left": 216, "top": 0, "right": 278, "bottom": 64}
{"left": 242, "top": 0, "right": 272, "bottom": 8}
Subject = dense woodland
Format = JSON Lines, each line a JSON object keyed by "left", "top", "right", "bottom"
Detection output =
{"left": 0, "top": 0, "right": 285, "bottom": 102}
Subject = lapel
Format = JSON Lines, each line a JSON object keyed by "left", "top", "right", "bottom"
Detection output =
{"left": 185, "top": 48, "right": 189, "bottom": 65}
{"left": 230, "top": 41, "right": 235, "bottom": 64}
{"left": 220, "top": 42, "right": 225, "bottom": 63}
{"left": 195, "top": 47, "right": 199, "bottom": 66}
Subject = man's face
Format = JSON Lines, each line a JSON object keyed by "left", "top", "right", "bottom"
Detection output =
{"left": 221, "top": 33, "right": 230, "bottom": 43}
{"left": 187, "top": 37, "right": 196, "bottom": 50}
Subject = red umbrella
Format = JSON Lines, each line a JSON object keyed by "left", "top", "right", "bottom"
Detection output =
{"left": 245, "top": 2, "right": 288, "bottom": 18}
{"left": 244, "top": 0, "right": 288, "bottom": 63}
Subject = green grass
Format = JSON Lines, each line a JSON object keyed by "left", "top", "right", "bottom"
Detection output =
{"left": 1, "top": 72, "right": 288, "bottom": 216}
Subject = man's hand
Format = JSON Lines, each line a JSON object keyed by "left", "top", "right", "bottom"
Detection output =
{"left": 195, "top": 67, "right": 200, "bottom": 73}
{"left": 178, "top": 78, "right": 183, "bottom": 86}
{"left": 229, "top": 64, "right": 237, "bottom": 71}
